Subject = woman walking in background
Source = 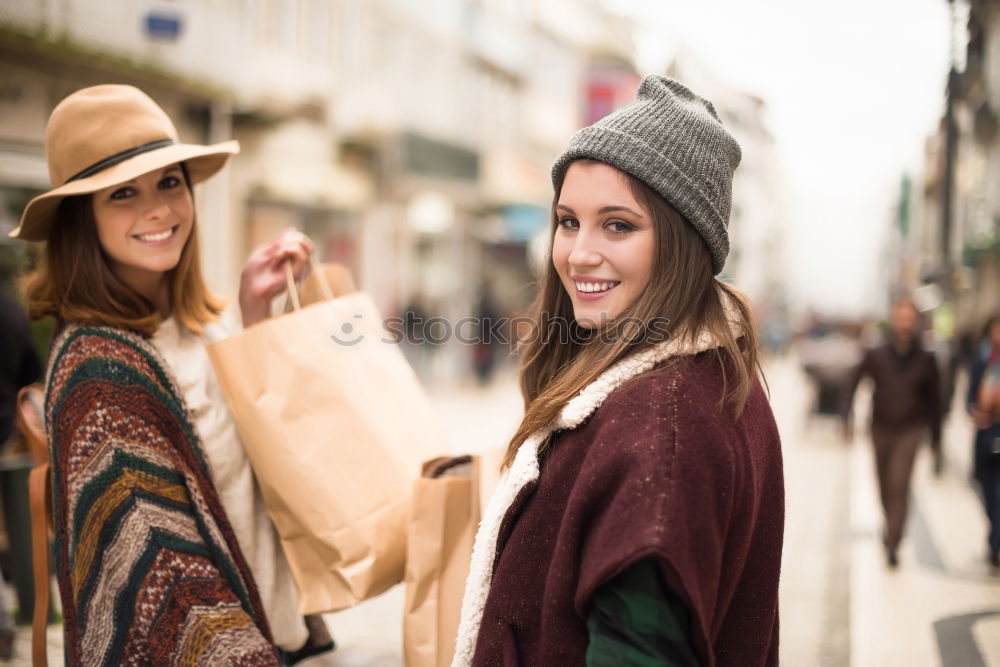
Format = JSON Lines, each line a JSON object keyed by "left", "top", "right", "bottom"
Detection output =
{"left": 969, "top": 314, "right": 1000, "bottom": 569}
{"left": 14, "top": 85, "right": 330, "bottom": 664}
{"left": 453, "top": 75, "right": 784, "bottom": 666}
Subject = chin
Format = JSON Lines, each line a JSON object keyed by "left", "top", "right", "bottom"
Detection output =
{"left": 142, "top": 258, "right": 183, "bottom": 274}
{"left": 573, "top": 308, "right": 613, "bottom": 329}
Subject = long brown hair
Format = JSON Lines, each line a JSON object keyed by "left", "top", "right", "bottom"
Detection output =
{"left": 20, "top": 172, "right": 224, "bottom": 337}
{"left": 503, "top": 160, "right": 760, "bottom": 468}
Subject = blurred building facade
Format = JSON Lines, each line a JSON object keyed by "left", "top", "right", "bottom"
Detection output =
{"left": 915, "top": 0, "right": 1000, "bottom": 340}
{"left": 0, "top": 0, "right": 636, "bottom": 381}
{"left": 0, "top": 0, "right": 784, "bottom": 379}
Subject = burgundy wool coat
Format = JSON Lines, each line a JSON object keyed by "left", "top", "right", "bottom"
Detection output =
{"left": 453, "top": 340, "right": 784, "bottom": 667}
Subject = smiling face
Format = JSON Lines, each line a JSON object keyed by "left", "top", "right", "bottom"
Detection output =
{"left": 91, "top": 164, "right": 193, "bottom": 297}
{"left": 552, "top": 161, "right": 656, "bottom": 328}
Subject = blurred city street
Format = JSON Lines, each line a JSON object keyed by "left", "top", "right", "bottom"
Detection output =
{"left": 2, "top": 1, "right": 1000, "bottom": 665}
{"left": 776, "top": 352, "right": 1000, "bottom": 667}
{"left": 5, "top": 353, "right": 1000, "bottom": 666}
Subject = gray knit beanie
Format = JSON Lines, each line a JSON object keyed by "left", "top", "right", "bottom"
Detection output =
{"left": 551, "top": 75, "right": 741, "bottom": 275}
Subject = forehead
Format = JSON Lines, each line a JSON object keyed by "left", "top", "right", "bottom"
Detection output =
{"left": 558, "top": 161, "right": 642, "bottom": 209}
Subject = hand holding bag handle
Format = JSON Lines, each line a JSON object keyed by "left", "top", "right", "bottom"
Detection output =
{"left": 283, "top": 255, "right": 338, "bottom": 313}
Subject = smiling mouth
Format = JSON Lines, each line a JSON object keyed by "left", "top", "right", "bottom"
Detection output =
{"left": 133, "top": 225, "right": 178, "bottom": 244}
{"left": 574, "top": 280, "right": 621, "bottom": 294}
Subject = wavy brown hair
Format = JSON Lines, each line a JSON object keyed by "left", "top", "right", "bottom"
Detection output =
{"left": 20, "top": 171, "right": 223, "bottom": 337}
{"left": 503, "top": 160, "right": 760, "bottom": 468}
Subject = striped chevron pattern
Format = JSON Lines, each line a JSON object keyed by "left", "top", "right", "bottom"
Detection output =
{"left": 45, "top": 325, "right": 279, "bottom": 666}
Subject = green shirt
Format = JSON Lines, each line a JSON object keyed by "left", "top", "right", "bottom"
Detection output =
{"left": 586, "top": 557, "right": 701, "bottom": 666}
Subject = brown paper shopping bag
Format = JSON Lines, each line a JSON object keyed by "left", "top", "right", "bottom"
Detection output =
{"left": 207, "top": 267, "right": 447, "bottom": 614}
{"left": 403, "top": 456, "right": 481, "bottom": 667}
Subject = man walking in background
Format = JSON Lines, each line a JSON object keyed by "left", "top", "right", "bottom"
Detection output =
{"left": 843, "top": 298, "right": 942, "bottom": 568}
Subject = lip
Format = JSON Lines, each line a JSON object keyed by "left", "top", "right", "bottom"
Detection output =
{"left": 132, "top": 225, "right": 179, "bottom": 247}
{"left": 576, "top": 289, "right": 613, "bottom": 302}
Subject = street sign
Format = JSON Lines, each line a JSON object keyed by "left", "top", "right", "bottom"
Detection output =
{"left": 144, "top": 11, "right": 183, "bottom": 42}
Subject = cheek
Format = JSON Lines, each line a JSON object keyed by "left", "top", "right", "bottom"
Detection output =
{"left": 620, "top": 235, "right": 656, "bottom": 286}
{"left": 93, "top": 207, "right": 130, "bottom": 248}
{"left": 171, "top": 191, "right": 195, "bottom": 223}
{"left": 636, "top": 251, "right": 655, "bottom": 287}
{"left": 551, "top": 234, "right": 571, "bottom": 276}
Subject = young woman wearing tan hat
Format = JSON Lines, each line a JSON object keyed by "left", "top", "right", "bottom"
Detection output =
{"left": 14, "top": 85, "right": 331, "bottom": 665}
{"left": 452, "top": 76, "right": 784, "bottom": 666}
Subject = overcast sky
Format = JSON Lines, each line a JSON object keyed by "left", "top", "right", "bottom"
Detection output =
{"left": 603, "top": 0, "right": 957, "bottom": 317}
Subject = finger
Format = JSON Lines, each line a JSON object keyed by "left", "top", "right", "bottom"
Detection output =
{"left": 274, "top": 249, "right": 307, "bottom": 269}
{"left": 278, "top": 229, "right": 309, "bottom": 246}
{"left": 251, "top": 236, "right": 284, "bottom": 263}
{"left": 272, "top": 251, "right": 311, "bottom": 283}
{"left": 276, "top": 241, "right": 312, "bottom": 264}
{"left": 291, "top": 230, "right": 315, "bottom": 253}
{"left": 280, "top": 233, "right": 315, "bottom": 257}
{"left": 277, "top": 256, "right": 309, "bottom": 281}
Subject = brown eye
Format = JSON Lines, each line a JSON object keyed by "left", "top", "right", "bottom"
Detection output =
{"left": 557, "top": 216, "right": 579, "bottom": 230}
{"left": 109, "top": 187, "right": 134, "bottom": 200}
{"left": 159, "top": 176, "right": 181, "bottom": 189}
{"left": 607, "top": 220, "right": 635, "bottom": 234}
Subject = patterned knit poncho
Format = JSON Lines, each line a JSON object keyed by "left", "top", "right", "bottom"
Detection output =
{"left": 45, "top": 325, "right": 279, "bottom": 665}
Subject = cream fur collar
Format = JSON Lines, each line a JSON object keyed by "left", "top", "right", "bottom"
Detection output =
{"left": 451, "top": 327, "right": 726, "bottom": 665}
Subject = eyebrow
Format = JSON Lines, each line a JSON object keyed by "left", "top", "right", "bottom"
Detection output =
{"left": 556, "top": 203, "right": 644, "bottom": 217}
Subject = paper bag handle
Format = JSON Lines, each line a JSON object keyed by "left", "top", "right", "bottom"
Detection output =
{"left": 284, "top": 254, "right": 337, "bottom": 312}
{"left": 284, "top": 261, "right": 302, "bottom": 311}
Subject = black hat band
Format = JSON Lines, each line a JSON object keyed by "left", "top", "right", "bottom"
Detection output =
{"left": 65, "top": 138, "right": 177, "bottom": 184}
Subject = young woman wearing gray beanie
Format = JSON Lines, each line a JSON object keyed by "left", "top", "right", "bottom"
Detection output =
{"left": 452, "top": 75, "right": 784, "bottom": 666}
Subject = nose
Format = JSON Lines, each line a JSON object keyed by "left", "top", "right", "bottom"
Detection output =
{"left": 567, "top": 229, "right": 602, "bottom": 268}
{"left": 143, "top": 190, "right": 171, "bottom": 222}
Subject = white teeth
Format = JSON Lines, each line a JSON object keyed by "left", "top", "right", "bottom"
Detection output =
{"left": 575, "top": 281, "right": 618, "bottom": 293}
{"left": 136, "top": 228, "right": 173, "bottom": 242}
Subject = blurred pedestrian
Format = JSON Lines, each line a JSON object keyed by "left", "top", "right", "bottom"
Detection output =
{"left": 842, "top": 298, "right": 942, "bottom": 568}
{"left": 0, "top": 290, "right": 42, "bottom": 452}
{"left": 401, "top": 294, "right": 431, "bottom": 379}
{"left": 13, "top": 85, "right": 332, "bottom": 664}
{"left": 0, "top": 289, "right": 42, "bottom": 660}
{"left": 471, "top": 282, "right": 501, "bottom": 385}
{"left": 453, "top": 76, "right": 783, "bottom": 666}
{"left": 968, "top": 313, "right": 1000, "bottom": 569}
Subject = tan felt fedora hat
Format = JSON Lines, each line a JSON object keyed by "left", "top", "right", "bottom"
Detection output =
{"left": 10, "top": 84, "right": 239, "bottom": 241}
